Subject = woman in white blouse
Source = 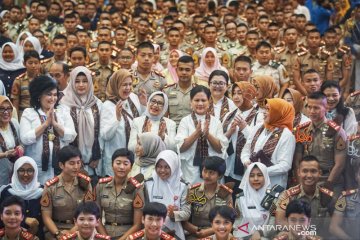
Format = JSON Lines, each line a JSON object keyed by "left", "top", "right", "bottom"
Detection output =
{"left": 20, "top": 75, "right": 76, "bottom": 184}
{"left": 207, "top": 70, "right": 237, "bottom": 122}
{"left": 176, "top": 85, "right": 228, "bottom": 184}
{"left": 61, "top": 66, "right": 103, "bottom": 179}
{"left": 100, "top": 69, "right": 146, "bottom": 176}
{"left": 241, "top": 98, "right": 295, "bottom": 188}
{"left": 128, "top": 91, "right": 177, "bottom": 152}
{"left": 0, "top": 96, "right": 23, "bottom": 185}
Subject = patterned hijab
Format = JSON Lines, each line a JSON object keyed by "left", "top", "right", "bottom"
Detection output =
{"left": 252, "top": 75, "right": 278, "bottom": 108}
{"left": 281, "top": 88, "right": 304, "bottom": 114}
{"left": 106, "top": 69, "right": 133, "bottom": 101}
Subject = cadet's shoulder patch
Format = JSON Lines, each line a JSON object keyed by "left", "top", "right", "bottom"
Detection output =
{"left": 219, "top": 184, "right": 233, "bottom": 194}
{"left": 40, "top": 58, "right": 52, "bottom": 64}
{"left": 84, "top": 190, "right": 94, "bottom": 201}
{"left": 279, "top": 192, "right": 290, "bottom": 210}
{"left": 128, "top": 230, "right": 145, "bottom": 240}
{"left": 86, "top": 62, "right": 96, "bottom": 68}
{"left": 336, "top": 135, "right": 346, "bottom": 151}
{"left": 335, "top": 195, "right": 347, "bottom": 212}
{"left": 341, "top": 189, "right": 357, "bottom": 196}
{"left": 327, "top": 120, "right": 340, "bottom": 131}
{"left": 133, "top": 192, "right": 144, "bottom": 209}
{"left": 275, "top": 47, "right": 285, "bottom": 54}
{"left": 349, "top": 134, "right": 360, "bottom": 141}
{"left": 21, "top": 230, "right": 35, "bottom": 240}
{"left": 40, "top": 192, "right": 51, "bottom": 207}
{"left": 78, "top": 173, "right": 91, "bottom": 182}
{"left": 298, "top": 121, "right": 311, "bottom": 129}
{"left": 163, "top": 83, "right": 176, "bottom": 89}
{"left": 153, "top": 70, "right": 165, "bottom": 77}
{"left": 45, "top": 176, "right": 59, "bottom": 187}
{"left": 190, "top": 183, "right": 201, "bottom": 189}
{"left": 99, "top": 176, "right": 113, "bottom": 184}
{"left": 319, "top": 187, "right": 334, "bottom": 197}
{"left": 60, "top": 232, "right": 77, "bottom": 240}
{"left": 89, "top": 48, "right": 97, "bottom": 53}
{"left": 350, "top": 90, "right": 360, "bottom": 97}
{"left": 160, "top": 231, "right": 176, "bottom": 240}
{"left": 95, "top": 233, "right": 111, "bottom": 240}
{"left": 297, "top": 51, "right": 307, "bottom": 57}
{"left": 129, "top": 176, "right": 143, "bottom": 188}
{"left": 288, "top": 185, "right": 301, "bottom": 196}
{"left": 15, "top": 73, "right": 26, "bottom": 80}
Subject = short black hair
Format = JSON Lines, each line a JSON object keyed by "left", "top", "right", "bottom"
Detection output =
{"left": 115, "top": 26, "right": 128, "bottom": 33}
{"left": 64, "top": 13, "right": 77, "bottom": 20}
{"left": 97, "top": 41, "right": 112, "bottom": 48}
{"left": 0, "top": 196, "right": 25, "bottom": 216}
{"left": 143, "top": 202, "right": 167, "bottom": 219}
{"left": 203, "top": 156, "right": 226, "bottom": 176}
{"left": 70, "top": 46, "right": 87, "bottom": 58}
{"left": 24, "top": 50, "right": 40, "bottom": 62}
{"left": 163, "top": 15, "right": 174, "bottom": 22}
{"left": 52, "top": 61, "right": 70, "bottom": 75}
{"left": 57, "top": 145, "right": 82, "bottom": 164}
{"left": 111, "top": 148, "right": 135, "bottom": 165}
{"left": 167, "top": 27, "right": 180, "bottom": 35}
{"left": 307, "top": 91, "right": 326, "bottom": 101}
{"left": 209, "top": 205, "right": 236, "bottom": 224}
{"left": 74, "top": 201, "right": 100, "bottom": 219}
{"left": 256, "top": 40, "right": 272, "bottom": 51}
{"left": 268, "top": 22, "right": 279, "bottom": 28}
{"left": 299, "top": 155, "right": 320, "bottom": 165}
{"left": 246, "top": 30, "right": 259, "bottom": 36}
{"left": 284, "top": 26, "right": 298, "bottom": 34}
{"left": 204, "top": 24, "right": 216, "bottom": 32}
{"left": 177, "top": 55, "right": 194, "bottom": 67}
{"left": 53, "top": 34, "right": 68, "bottom": 42}
{"left": 237, "top": 23, "right": 248, "bottom": 29}
{"left": 209, "top": 70, "right": 229, "bottom": 85}
{"left": 234, "top": 55, "right": 252, "bottom": 67}
{"left": 296, "top": 13, "right": 306, "bottom": 19}
{"left": 137, "top": 41, "right": 154, "bottom": 54}
{"left": 307, "top": 28, "right": 321, "bottom": 36}
{"left": 36, "top": 3, "right": 48, "bottom": 10}
{"left": 29, "top": 75, "right": 59, "bottom": 109}
{"left": 190, "top": 85, "right": 211, "bottom": 100}
{"left": 303, "top": 68, "right": 319, "bottom": 76}
{"left": 285, "top": 199, "right": 311, "bottom": 219}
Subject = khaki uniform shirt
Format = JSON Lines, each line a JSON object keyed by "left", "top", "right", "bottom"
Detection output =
{"left": 126, "top": 230, "right": 175, "bottom": 240}
{"left": 131, "top": 69, "right": 167, "bottom": 95}
{"left": 0, "top": 228, "right": 39, "bottom": 240}
{"left": 251, "top": 60, "right": 290, "bottom": 89}
{"left": 95, "top": 177, "right": 145, "bottom": 238}
{"left": 163, "top": 83, "right": 195, "bottom": 126}
{"left": 274, "top": 46, "right": 303, "bottom": 87}
{"left": 61, "top": 232, "right": 110, "bottom": 240}
{"left": 40, "top": 174, "right": 93, "bottom": 230}
{"left": 186, "top": 183, "right": 233, "bottom": 228}
{"left": 346, "top": 90, "right": 360, "bottom": 122}
{"left": 10, "top": 73, "right": 31, "bottom": 116}
{"left": 5, "top": 22, "right": 23, "bottom": 41}
{"left": 322, "top": 46, "right": 352, "bottom": 82}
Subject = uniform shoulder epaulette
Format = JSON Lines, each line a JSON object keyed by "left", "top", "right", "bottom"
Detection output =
{"left": 220, "top": 184, "right": 233, "bottom": 194}
{"left": 270, "top": 61, "right": 280, "bottom": 69}
{"left": 340, "top": 45, "right": 350, "bottom": 52}
{"left": 190, "top": 183, "right": 201, "bottom": 190}
{"left": 350, "top": 90, "right": 360, "bottom": 97}
{"left": 111, "top": 62, "right": 121, "bottom": 71}
{"left": 163, "top": 83, "right": 176, "bottom": 89}
{"left": 298, "top": 121, "right": 311, "bottom": 129}
{"left": 153, "top": 70, "right": 165, "bottom": 78}
{"left": 21, "top": 230, "right": 35, "bottom": 240}
{"left": 287, "top": 185, "right": 301, "bottom": 196}
{"left": 15, "top": 73, "right": 26, "bottom": 80}
{"left": 77, "top": 172, "right": 91, "bottom": 182}
{"left": 95, "top": 233, "right": 111, "bottom": 240}
{"left": 274, "top": 47, "right": 285, "bottom": 54}
{"left": 326, "top": 120, "right": 340, "bottom": 132}
{"left": 86, "top": 62, "right": 96, "bottom": 68}
{"left": 111, "top": 45, "right": 120, "bottom": 51}
{"left": 128, "top": 175, "right": 143, "bottom": 189}
{"left": 60, "top": 232, "right": 77, "bottom": 240}
{"left": 341, "top": 189, "right": 357, "bottom": 196}
{"left": 45, "top": 176, "right": 59, "bottom": 187}
{"left": 128, "top": 229, "right": 145, "bottom": 239}
{"left": 0, "top": 228, "right": 4, "bottom": 237}
{"left": 297, "top": 50, "right": 308, "bottom": 57}
{"left": 349, "top": 134, "right": 360, "bottom": 141}
{"left": 160, "top": 231, "right": 176, "bottom": 240}
{"left": 319, "top": 187, "right": 334, "bottom": 197}
{"left": 89, "top": 48, "right": 97, "bottom": 53}
{"left": 40, "top": 58, "right": 52, "bottom": 64}
{"left": 99, "top": 176, "right": 113, "bottom": 184}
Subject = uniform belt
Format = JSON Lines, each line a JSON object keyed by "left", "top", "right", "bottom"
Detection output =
{"left": 105, "top": 221, "right": 132, "bottom": 226}
{"left": 54, "top": 220, "right": 73, "bottom": 224}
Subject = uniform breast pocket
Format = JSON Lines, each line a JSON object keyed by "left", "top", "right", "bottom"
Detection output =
{"left": 169, "top": 96, "right": 179, "bottom": 106}
{"left": 101, "top": 196, "right": 112, "bottom": 211}
{"left": 53, "top": 195, "right": 66, "bottom": 207}
{"left": 317, "top": 207, "right": 328, "bottom": 218}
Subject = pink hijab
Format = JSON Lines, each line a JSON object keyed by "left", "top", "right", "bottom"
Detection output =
{"left": 167, "top": 49, "right": 184, "bottom": 84}
{"left": 195, "top": 47, "right": 227, "bottom": 80}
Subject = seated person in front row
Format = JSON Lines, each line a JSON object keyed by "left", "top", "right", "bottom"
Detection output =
{"left": 0, "top": 195, "right": 39, "bottom": 240}
{"left": 61, "top": 202, "right": 110, "bottom": 240}
{"left": 126, "top": 202, "right": 175, "bottom": 240}
{"left": 274, "top": 199, "right": 321, "bottom": 240}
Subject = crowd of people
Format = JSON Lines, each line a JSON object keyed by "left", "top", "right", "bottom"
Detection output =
{"left": 0, "top": 0, "right": 359, "bottom": 239}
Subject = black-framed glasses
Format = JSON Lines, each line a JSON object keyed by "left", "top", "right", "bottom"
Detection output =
{"left": 0, "top": 107, "right": 13, "bottom": 113}
{"left": 149, "top": 99, "right": 165, "bottom": 107}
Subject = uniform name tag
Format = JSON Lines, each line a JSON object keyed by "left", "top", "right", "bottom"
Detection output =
{"left": 248, "top": 206, "right": 256, "bottom": 209}
{"left": 153, "top": 196, "right": 163, "bottom": 199}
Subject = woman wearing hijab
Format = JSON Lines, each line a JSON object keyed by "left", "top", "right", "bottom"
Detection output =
{"left": 130, "top": 132, "right": 166, "bottom": 179}
{"left": 241, "top": 98, "right": 296, "bottom": 188}
{"left": 233, "top": 162, "right": 272, "bottom": 239}
{"left": 144, "top": 150, "right": 190, "bottom": 240}
{"left": 175, "top": 86, "right": 228, "bottom": 184}
{"left": 0, "top": 156, "right": 44, "bottom": 238}
{"left": 223, "top": 82, "right": 257, "bottom": 194}
{"left": 194, "top": 47, "right": 228, "bottom": 86}
{"left": 61, "top": 66, "right": 103, "bottom": 180}
{"left": 100, "top": 69, "right": 146, "bottom": 177}
{"left": 0, "top": 96, "right": 23, "bottom": 186}
{"left": 251, "top": 75, "right": 279, "bottom": 128}
{"left": 281, "top": 88, "right": 310, "bottom": 132}
{"left": 128, "top": 91, "right": 177, "bottom": 152}
{"left": 207, "top": 70, "right": 237, "bottom": 122}
{"left": 21, "top": 36, "right": 43, "bottom": 58}
{"left": 162, "top": 49, "right": 184, "bottom": 85}
{"left": 0, "top": 42, "right": 26, "bottom": 97}
{"left": 15, "top": 31, "right": 32, "bottom": 49}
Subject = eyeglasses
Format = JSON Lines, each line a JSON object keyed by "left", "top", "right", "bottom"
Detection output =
{"left": 0, "top": 107, "right": 13, "bottom": 113}
{"left": 17, "top": 168, "right": 35, "bottom": 175}
{"left": 210, "top": 81, "right": 227, "bottom": 87}
{"left": 149, "top": 99, "right": 164, "bottom": 107}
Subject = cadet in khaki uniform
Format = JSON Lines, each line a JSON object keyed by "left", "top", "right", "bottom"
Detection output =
{"left": 10, "top": 50, "right": 41, "bottom": 117}
{"left": 182, "top": 157, "right": 233, "bottom": 240}
{"left": 294, "top": 93, "right": 347, "bottom": 193}
{"left": 346, "top": 90, "right": 360, "bottom": 125}
{"left": 95, "top": 149, "right": 144, "bottom": 240}
{"left": 41, "top": 146, "right": 93, "bottom": 240}
{"left": 163, "top": 56, "right": 197, "bottom": 126}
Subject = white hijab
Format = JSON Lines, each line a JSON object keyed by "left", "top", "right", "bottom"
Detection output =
{"left": 21, "top": 36, "right": 43, "bottom": 58}
{"left": 150, "top": 150, "right": 185, "bottom": 239}
{"left": 144, "top": 91, "right": 169, "bottom": 121}
{"left": 8, "top": 156, "right": 43, "bottom": 200}
{"left": 238, "top": 162, "right": 271, "bottom": 229}
{"left": 0, "top": 42, "right": 25, "bottom": 71}
{"left": 15, "top": 31, "right": 32, "bottom": 48}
